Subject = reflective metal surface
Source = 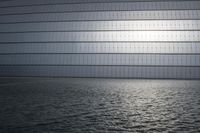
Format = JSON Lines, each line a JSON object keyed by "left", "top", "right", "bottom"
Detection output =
{"left": 0, "top": 0, "right": 199, "bottom": 78}
{"left": 0, "top": 43, "right": 199, "bottom": 54}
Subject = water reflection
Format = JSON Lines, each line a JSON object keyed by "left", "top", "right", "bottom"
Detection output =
{"left": 0, "top": 78, "right": 200, "bottom": 132}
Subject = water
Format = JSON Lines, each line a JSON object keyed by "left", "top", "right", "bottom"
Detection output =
{"left": 0, "top": 78, "right": 200, "bottom": 133}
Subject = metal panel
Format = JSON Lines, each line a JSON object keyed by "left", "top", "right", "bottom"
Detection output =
{"left": 0, "top": 1, "right": 200, "bottom": 15}
{"left": 0, "top": 31, "right": 200, "bottom": 42}
{"left": 0, "top": 0, "right": 195, "bottom": 7}
{"left": 0, "top": 54, "right": 199, "bottom": 66}
{"left": 1, "top": 20, "right": 200, "bottom": 32}
{"left": 0, "top": 10, "right": 200, "bottom": 24}
{"left": 0, "top": 66, "right": 199, "bottom": 79}
{"left": 0, "top": 43, "right": 199, "bottom": 54}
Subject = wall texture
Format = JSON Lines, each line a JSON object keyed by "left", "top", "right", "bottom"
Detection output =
{"left": 0, "top": 0, "right": 200, "bottom": 79}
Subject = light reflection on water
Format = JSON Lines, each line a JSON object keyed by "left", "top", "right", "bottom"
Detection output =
{"left": 0, "top": 78, "right": 200, "bottom": 132}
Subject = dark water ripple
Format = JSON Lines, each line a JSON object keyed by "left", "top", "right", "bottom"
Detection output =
{"left": 0, "top": 78, "right": 200, "bottom": 133}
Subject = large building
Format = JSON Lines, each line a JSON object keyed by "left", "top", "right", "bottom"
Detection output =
{"left": 0, "top": 0, "right": 200, "bottom": 79}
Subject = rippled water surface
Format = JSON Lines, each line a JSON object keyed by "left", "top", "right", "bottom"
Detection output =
{"left": 0, "top": 78, "right": 200, "bottom": 132}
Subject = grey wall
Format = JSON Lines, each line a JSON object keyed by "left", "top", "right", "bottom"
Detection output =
{"left": 0, "top": 0, "right": 199, "bottom": 79}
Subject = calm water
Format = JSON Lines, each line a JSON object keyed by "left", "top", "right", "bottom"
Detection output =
{"left": 0, "top": 78, "right": 200, "bottom": 133}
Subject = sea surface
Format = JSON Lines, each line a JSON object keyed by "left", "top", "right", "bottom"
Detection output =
{"left": 0, "top": 78, "right": 200, "bottom": 133}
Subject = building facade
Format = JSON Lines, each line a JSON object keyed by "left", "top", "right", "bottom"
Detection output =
{"left": 0, "top": 0, "right": 200, "bottom": 79}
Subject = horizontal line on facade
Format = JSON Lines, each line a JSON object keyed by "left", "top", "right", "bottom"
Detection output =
{"left": 0, "top": 76, "right": 199, "bottom": 80}
{"left": 0, "top": 0, "right": 15, "bottom": 1}
{"left": 0, "top": 75, "right": 200, "bottom": 80}
{"left": 1, "top": 19, "right": 200, "bottom": 24}
{"left": 0, "top": 0, "right": 197, "bottom": 8}
{"left": 0, "top": 65, "right": 199, "bottom": 67}
{"left": 1, "top": 29, "right": 200, "bottom": 34}
{"left": 0, "top": 42, "right": 199, "bottom": 45}
{"left": 0, "top": 0, "right": 21, "bottom": 3}
{"left": 1, "top": 20, "right": 199, "bottom": 26}
{"left": 0, "top": 53, "right": 200, "bottom": 55}
{"left": 0, "top": 0, "right": 13, "bottom": 1}
{"left": 0, "top": 9, "right": 200, "bottom": 16}
{"left": 1, "top": 41, "right": 200, "bottom": 44}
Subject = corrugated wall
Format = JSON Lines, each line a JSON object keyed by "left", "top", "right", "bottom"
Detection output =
{"left": 0, "top": 0, "right": 200, "bottom": 79}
